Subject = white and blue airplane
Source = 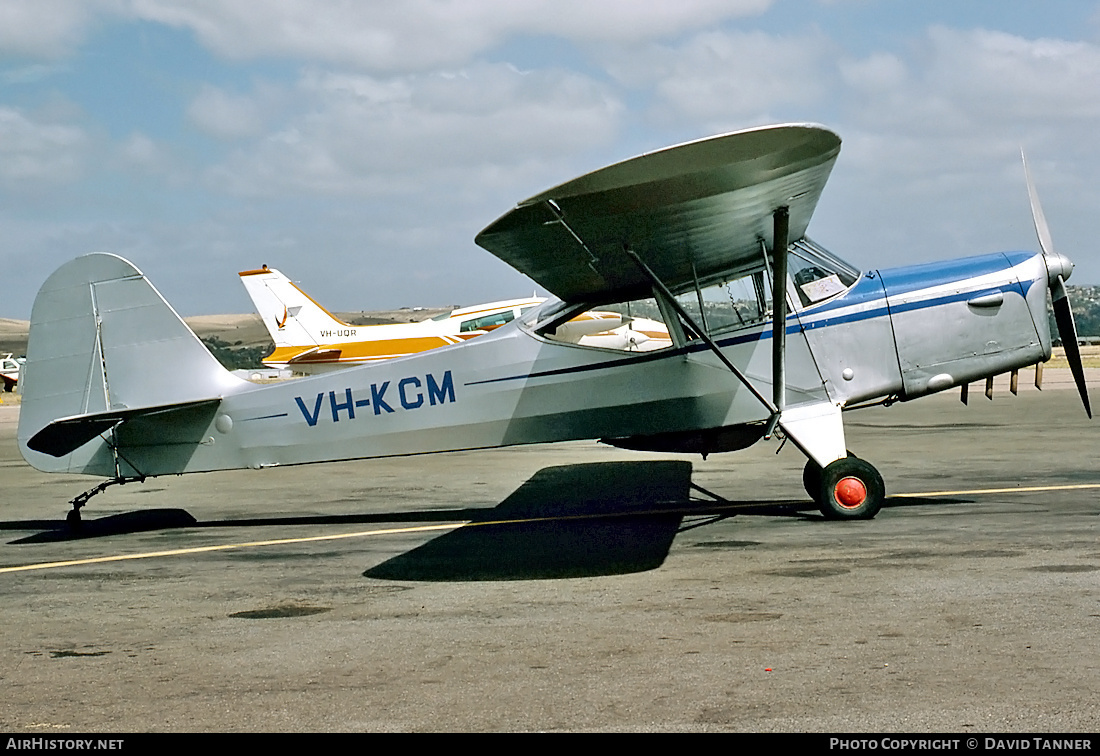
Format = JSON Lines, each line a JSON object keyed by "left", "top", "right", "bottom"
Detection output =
{"left": 16, "top": 123, "right": 1090, "bottom": 524}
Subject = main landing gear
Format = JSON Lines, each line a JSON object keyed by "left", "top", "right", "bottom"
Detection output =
{"left": 803, "top": 454, "right": 885, "bottom": 520}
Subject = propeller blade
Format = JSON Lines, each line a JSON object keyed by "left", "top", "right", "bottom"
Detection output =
{"left": 1051, "top": 276, "right": 1091, "bottom": 418}
{"left": 1022, "top": 149, "right": 1055, "bottom": 259}
{"left": 1022, "top": 150, "right": 1088, "bottom": 417}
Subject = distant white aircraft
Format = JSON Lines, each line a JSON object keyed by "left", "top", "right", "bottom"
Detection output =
{"left": 1, "top": 353, "right": 20, "bottom": 392}
{"left": 237, "top": 264, "right": 669, "bottom": 373}
{"left": 16, "top": 123, "right": 1089, "bottom": 526}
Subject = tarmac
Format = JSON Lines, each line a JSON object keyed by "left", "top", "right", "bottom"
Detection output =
{"left": 0, "top": 381, "right": 1098, "bottom": 733}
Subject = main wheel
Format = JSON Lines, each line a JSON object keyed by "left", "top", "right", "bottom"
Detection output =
{"left": 803, "top": 451, "right": 855, "bottom": 501}
{"left": 803, "top": 459, "right": 823, "bottom": 500}
{"left": 817, "top": 456, "right": 885, "bottom": 520}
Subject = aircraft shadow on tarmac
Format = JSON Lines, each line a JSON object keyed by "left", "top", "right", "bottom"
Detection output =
{"left": 3, "top": 462, "right": 969, "bottom": 580}
{"left": 364, "top": 460, "right": 699, "bottom": 580}
{"left": 358, "top": 468, "right": 967, "bottom": 581}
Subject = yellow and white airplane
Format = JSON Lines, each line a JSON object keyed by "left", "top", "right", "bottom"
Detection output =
{"left": 1, "top": 353, "right": 21, "bottom": 392}
{"left": 238, "top": 265, "right": 669, "bottom": 373}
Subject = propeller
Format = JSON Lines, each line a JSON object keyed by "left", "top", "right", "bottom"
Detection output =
{"left": 1022, "top": 150, "right": 1091, "bottom": 418}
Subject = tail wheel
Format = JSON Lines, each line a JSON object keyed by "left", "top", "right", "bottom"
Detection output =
{"left": 816, "top": 456, "right": 885, "bottom": 520}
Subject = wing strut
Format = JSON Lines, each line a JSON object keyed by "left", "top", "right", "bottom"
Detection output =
{"left": 545, "top": 199, "right": 602, "bottom": 278}
{"left": 771, "top": 206, "right": 789, "bottom": 414}
{"left": 622, "top": 246, "right": 781, "bottom": 433}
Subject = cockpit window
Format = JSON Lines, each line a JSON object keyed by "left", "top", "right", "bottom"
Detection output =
{"left": 577, "top": 297, "right": 674, "bottom": 351}
{"left": 533, "top": 297, "right": 674, "bottom": 352}
{"left": 460, "top": 309, "right": 515, "bottom": 332}
{"left": 673, "top": 268, "right": 773, "bottom": 338}
{"left": 527, "top": 237, "right": 857, "bottom": 352}
{"left": 789, "top": 238, "right": 859, "bottom": 308}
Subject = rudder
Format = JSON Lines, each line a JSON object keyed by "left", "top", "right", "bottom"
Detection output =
{"left": 18, "top": 254, "right": 246, "bottom": 475}
{"left": 238, "top": 266, "right": 351, "bottom": 349}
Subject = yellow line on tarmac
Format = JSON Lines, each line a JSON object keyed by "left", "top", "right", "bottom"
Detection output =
{"left": 0, "top": 522, "right": 463, "bottom": 574}
{"left": 4, "top": 482, "right": 1099, "bottom": 574}
{"left": 892, "top": 483, "right": 1100, "bottom": 498}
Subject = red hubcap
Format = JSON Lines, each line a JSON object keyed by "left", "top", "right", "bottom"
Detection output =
{"left": 834, "top": 477, "right": 867, "bottom": 508}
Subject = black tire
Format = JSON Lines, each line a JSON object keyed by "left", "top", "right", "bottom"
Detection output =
{"left": 803, "top": 451, "right": 855, "bottom": 502}
{"left": 803, "top": 459, "right": 823, "bottom": 501}
{"left": 817, "top": 456, "right": 885, "bottom": 520}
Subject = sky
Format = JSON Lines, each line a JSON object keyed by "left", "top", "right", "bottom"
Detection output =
{"left": 3, "top": 0, "right": 1100, "bottom": 318}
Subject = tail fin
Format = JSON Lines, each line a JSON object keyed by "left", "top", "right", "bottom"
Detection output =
{"left": 18, "top": 253, "right": 245, "bottom": 476}
{"left": 238, "top": 266, "right": 352, "bottom": 349}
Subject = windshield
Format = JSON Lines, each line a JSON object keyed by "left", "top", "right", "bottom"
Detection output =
{"left": 788, "top": 238, "right": 860, "bottom": 308}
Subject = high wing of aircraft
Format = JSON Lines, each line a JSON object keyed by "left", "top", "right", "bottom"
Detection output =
{"left": 16, "top": 123, "right": 1090, "bottom": 526}
{"left": 238, "top": 265, "right": 670, "bottom": 373}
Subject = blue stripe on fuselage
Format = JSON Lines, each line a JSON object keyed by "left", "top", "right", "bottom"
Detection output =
{"left": 875, "top": 251, "right": 1037, "bottom": 300}
{"left": 466, "top": 251, "right": 1041, "bottom": 387}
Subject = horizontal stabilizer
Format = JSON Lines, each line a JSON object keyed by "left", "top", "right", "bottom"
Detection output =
{"left": 28, "top": 398, "right": 221, "bottom": 458}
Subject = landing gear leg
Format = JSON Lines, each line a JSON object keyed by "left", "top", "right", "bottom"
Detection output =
{"left": 804, "top": 455, "right": 885, "bottom": 520}
{"left": 64, "top": 475, "right": 146, "bottom": 530}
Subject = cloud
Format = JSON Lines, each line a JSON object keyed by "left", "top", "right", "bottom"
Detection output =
{"left": 6, "top": 4, "right": 1100, "bottom": 316}
{"left": 0, "top": 0, "right": 116, "bottom": 59}
{"left": 115, "top": 131, "right": 181, "bottom": 179}
{"left": 601, "top": 28, "right": 837, "bottom": 130}
{"left": 127, "top": 0, "right": 774, "bottom": 72}
{"left": 838, "top": 51, "right": 907, "bottom": 95}
{"left": 0, "top": 106, "right": 88, "bottom": 184}
{"left": 810, "top": 25, "right": 1100, "bottom": 279}
{"left": 205, "top": 63, "right": 623, "bottom": 199}
{"left": 187, "top": 83, "right": 279, "bottom": 140}
{"left": 840, "top": 27, "right": 1100, "bottom": 138}
{"left": 923, "top": 26, "right": 1100, "bottom": 128}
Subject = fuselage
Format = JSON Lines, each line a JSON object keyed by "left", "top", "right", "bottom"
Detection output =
{"left": 21, "top": 247, "right": 1053, "bottom": 480}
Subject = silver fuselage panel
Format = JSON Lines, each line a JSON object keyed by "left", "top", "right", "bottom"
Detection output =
{"left": 17, "top": 248, "right": 1054, "bottom": 480}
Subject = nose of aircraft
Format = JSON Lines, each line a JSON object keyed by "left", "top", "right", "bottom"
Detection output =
{"left": 1045, "top": 250, "right": 1075, "bottom": 286}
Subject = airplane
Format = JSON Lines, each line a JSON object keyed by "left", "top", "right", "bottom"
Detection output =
{"left": 15, "top": 123, "right": 1091, "bottom": 527}
{"left": 1, "top": 353, "right": 20, "bottom": 392}
{"left": 237, "top": 265, "right": 670, "bottom": 373}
